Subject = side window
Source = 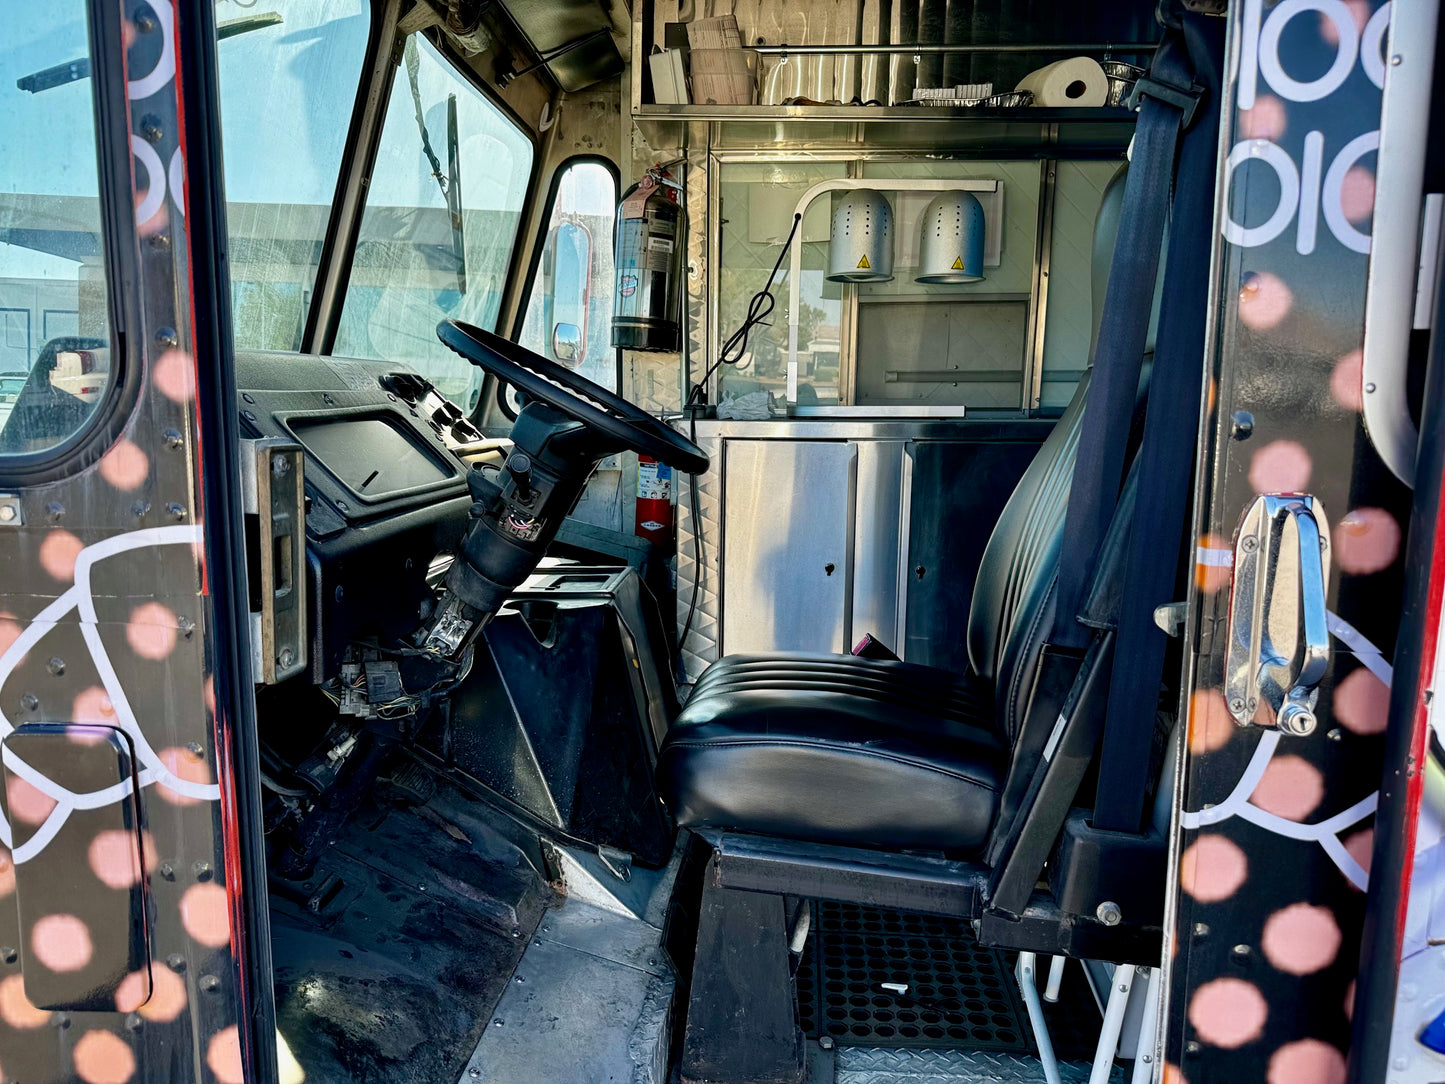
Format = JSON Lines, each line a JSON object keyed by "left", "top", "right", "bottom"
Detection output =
{"left": 217, "top": 0, "right": 371, "bottom": 353}
{"left": 336, "top": 35, "right": 534, "bottom": 411}
{"left": 518, "top": 161, "right": 620, "bottom": 393}
{"left": 0, "top": 3, "right": 116, "bottom": 454}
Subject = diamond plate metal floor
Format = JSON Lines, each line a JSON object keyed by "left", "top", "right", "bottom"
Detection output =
{"left": 833, "top": 1046, "right": 1120, "bottom": 1084}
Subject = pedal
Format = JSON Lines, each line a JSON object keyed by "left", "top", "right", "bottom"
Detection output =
{"left": 382, "top": 760, "right": 437, "bottom": 803}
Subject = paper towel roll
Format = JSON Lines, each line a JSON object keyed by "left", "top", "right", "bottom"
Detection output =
{"left": 1015, "top": 57, "right": 1108, "bottom": 107}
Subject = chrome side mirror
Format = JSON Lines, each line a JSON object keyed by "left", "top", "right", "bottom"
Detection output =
{"left": 1224, "top": 494, "right": 1331, "bottom": 736}
{"left": 551, "top": 322, "right": 582, "bottom": 363}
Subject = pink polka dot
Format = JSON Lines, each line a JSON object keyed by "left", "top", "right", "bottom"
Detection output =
{"left": 0, "top": 974, "right": 49, "bottom": 1028}
{"left": 98, "top": 439, "right": 149, "bottom": 492}
{"left": 126, "top": 601, "right": 178, "bottom": 660}
{"left": 1239, "top": 95, "right": 1286, "bottom": 140}
{"left": 39, "top": 529, "right": 84, "bottom": 581}
{"left": 88, "top": 829, "right": 157, "bottom": 890}
{"left": 1344, "top": 827, "right": 1374, "bottom": 882}
{"left": 1188, "top": 977, "right": 1267, "bottom": 1048}
{"left": 1334, "top": 666, "right": 1389, "bottom": 735}
{"left": 1330, "top": 350, "right": 1364, "bottom": 411}
{"left": 6, "top": 775, "right": 57, "bottom": 826}
{"left": 73, "top": 1029, "right": 136, "bottom": 1084}
{"left": 1339, "top": 166, "right": 1376, "bottom": 225}
{"left": 31, "top": 913, "right": 93, "bottom": 972}
{"left": 0, "top": 848, "right": 13, "bottom": 898}
{"left": 1319, "top": 0, "right": 1370, "bottom": 43}
{"left": 1268, "top": 1038, "right": 1345, "bottom": 1084}
{"left": 153, "top": 348, "right": 197, "bottom": 403}
{"left": 156, "top": 744, "right": 213, "bottom": 806}
{"left": 0, "top": 612, "right": 19, "bottom": 656}
{"left": 1180, "top": 834, "right": 1248, "bottom": 902}
{"left": 1261, "top": 903, "right": 1341, "bottom": 974}
{"left": 208, "top": 1026, "right": 245, "bottom": 1084}
{"left": 1334, "top": 507, "right": 1400, "bottom": 574}
{"left": 1249, "top": 755, "right": 1324, "bottom": 820}
{"left": 1239, "top": 271, "right": 1293, "bottom": 331}
{"left": 1248, "top": 440, "right": 1312, "bottom": 494}
{"left": 1188, "top": 689, "right": 1236, "bottom": 754}
{"left": 115, "top": 963, "right": 187, "bottom": 1022}
{"left": 181, "top": 882, "right": 231, "bottom": 948}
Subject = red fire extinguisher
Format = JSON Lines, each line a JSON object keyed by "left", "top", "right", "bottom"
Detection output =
{"left": 634, "top": 454, "right": 674, "bottom": 553}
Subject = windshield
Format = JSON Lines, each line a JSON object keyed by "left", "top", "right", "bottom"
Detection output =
{"left": 217, "top": 0, "right": 371, "bottom": 352}
{"left": 335, "top": 35, "right": 534, "bottom": 408}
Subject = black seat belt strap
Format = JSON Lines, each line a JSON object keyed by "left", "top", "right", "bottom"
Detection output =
{"left": 1093, "top": 13, "right": 1225, "bottom": 833}
{"left": 1050, "top": 31, "right": 1200, "bottom": 650}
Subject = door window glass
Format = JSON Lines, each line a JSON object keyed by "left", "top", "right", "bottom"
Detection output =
{"left": 518, "top": 161, "right": 619, "bottom": 392}
{"left": 336, "top": 35, "right": 534, "bottom": 410}
{"left": 0, "top": 2, "right": 115, "bottom": 454}
{"left": 217, "top": 0, "right": 371, "bottom": 352}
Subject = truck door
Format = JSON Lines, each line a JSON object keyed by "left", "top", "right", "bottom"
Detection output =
{"left": 1163, "top": 1, "right": 1419, "bottom": 1080}
{"left": 0, "top": 2, "right": 276, "bottom": 1081}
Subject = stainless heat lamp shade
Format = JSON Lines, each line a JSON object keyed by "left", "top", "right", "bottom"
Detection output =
{"left": 916, "top": 191, "right": 986, "bottom": 284}
{"left": 826, "top": 189, "right": 894, "bottom": 282}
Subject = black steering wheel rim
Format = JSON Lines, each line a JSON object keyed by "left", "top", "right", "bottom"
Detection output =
{"left": 437, "top": 320, "right": 709, "bottom": 475}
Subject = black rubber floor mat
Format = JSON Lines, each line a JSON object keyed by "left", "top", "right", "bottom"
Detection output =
{"left": 796, "top": 901, "right": 1100, "bottom": 1060}
{"left": 797, "top": 901, "right": 1031, "bottom": 1051}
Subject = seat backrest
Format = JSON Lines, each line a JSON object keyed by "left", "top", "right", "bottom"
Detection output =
{"left": 966, "top": 164, "right": 1162, "bottom": 746}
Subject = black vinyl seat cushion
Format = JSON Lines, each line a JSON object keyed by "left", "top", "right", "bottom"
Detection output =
{"left": 657, "top": 653, "right": 1004, "bottom": 852}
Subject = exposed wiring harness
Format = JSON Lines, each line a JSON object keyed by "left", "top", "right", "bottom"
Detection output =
{"left": 677, "top": 212, "right": 803, "bottom": 664}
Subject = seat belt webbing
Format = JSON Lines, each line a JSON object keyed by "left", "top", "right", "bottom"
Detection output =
{"left": 1093, "top": 13, "right": 1225, "bottom": 833}
{"left": 1050, "top": 33, "right": 1199, "bottom": 651}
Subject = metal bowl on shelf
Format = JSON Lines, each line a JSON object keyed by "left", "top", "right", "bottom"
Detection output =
{"left": 1100, "top": 61, "right": 1146, "bottom": 108}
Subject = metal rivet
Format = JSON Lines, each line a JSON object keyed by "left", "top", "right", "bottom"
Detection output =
{"left": 1326, "top": 728, "right": 1343, "bottom": 742}
{"left": 323, "top": 394, "right": 336, "bottom": 406}
{"left": 159, "top": 862, "right": 176, "bottom": 882}
{"left": 1, "top": 947, "right": 16, "bottom": 965}
{"left": 185, "top": 741, "right": 204, "bottom": 756}
{"left": 53, "top": 1012, "right": 71, "bottom": 1029}
{"left": 135, "top": 12, "right": 158, "bottom": 32}
{"left": 156, "top": 327, "right": 178, "bottom": 348}
{"left": 46, "top": 658, "right": 65, "bottom": 676}
{"left": 177, "top": 616, "right": 195, "bottom": 639}
{"left": 149, "top": 233, "right": 171, "bottom": 250}
{"left": 278, "top": 646, "right": 295, "bottom": 670}
{"left": 164, "top": 429, "right": 184, "bottom": 450}
{"left": 1364, "top": 381, "right": 1377, "bottom": 393}
{"left": 125, "top": 1012, "right": 144, "bottom": 1031}
{"left": 132, "top": 501, "right": 151, "bottom": 518}
{"left": 140, "top": 116, "right": 164, "bottom": 144}
{"left": 335, "top": 500, "right": 349, "bottom": 513}
{"left": 1193, "top": 922, "right": 1209, "bottom": 938}
{"left": 1185, "top": 1041, "right": 1201, "bottom": 1056}
{"left": 1232, "top": 943, "right": 1251, "bottom": 958}
{"left": 1230, "top": 410, "right": 1254, "bottom": 440}
{"left": 167, "top": 503, "right": 187, "bottom": 521}
{"left": 493, "top": 1018, "right": 504, "bottom": 1027}
{"left": 46, "top": 502, "right": 64, "bottom": 521}
{"left": 515, "top": 975, "right": 525, "bottom": 983}
{"left": 1391, "top": 54, "right": 1402, "bottom": 66}
{"left": 242, "top": 410, "right": 257, "bottom": 422}
{"left": 469, "top": 1070, "right": 481, "bottom": 1078}
{"left": 20, "top": 694, "right": 38, "bottom": 712}
{"left": 199, "top": 974, "right": 221, "bottom": 992}
{"left": 334, "top": 586, "right": 344, "bottom": 602}
{"left": 241, "top": 392, "right": 255, "bottom": 405}
{"left": 193, "top": 861, "right": 213, "bottom": 882}
{"left": 166, "top": 953, "right": 186, "bottom": 972}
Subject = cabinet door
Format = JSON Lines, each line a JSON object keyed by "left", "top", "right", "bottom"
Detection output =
{"left": 722, "top": 441, "right": 857, "bottom": 655}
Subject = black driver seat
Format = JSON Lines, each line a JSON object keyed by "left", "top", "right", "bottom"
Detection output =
{"left": 657, "top": 165, "right": 1153, "bottom": 855}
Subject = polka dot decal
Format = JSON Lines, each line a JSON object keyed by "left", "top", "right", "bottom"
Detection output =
{"left": 1188, "top": 977, "right": 1268, "bottom": 1048}
{"left": 73, "top": 1029, "right": 136, "bottom": 1084}
{"left": 30, "top": 913, "right": 92, "bottom": 972}
{"left": 1180, "top": 834, "right": 1248, "bottom": 902}
{"left": 180, "top": 882, "right": 231, "bottom": 948}
{"left": 1260, "top": 903, "right": 1341, "bottom": 974}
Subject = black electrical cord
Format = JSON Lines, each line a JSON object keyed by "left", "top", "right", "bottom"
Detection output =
{"left": 677, "top": 213, "right": 803, "bottom": 668}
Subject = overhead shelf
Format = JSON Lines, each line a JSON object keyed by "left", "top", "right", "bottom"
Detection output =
{"left": 631, "top": 104, "right": 1137, "bottom": 152}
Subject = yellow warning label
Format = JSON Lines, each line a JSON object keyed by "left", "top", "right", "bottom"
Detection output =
{"left": 951, "top": 256, "right": 964, "bottom": 271}
{"left": 857, "top": 254, "right": 871, "bottom": 269}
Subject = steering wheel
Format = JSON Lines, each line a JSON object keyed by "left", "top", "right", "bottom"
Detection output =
{"left": 437, "top": 321, "right": 709, "bottom": 476}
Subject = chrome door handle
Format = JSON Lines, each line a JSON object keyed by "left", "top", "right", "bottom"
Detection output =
{"left": 1224, "top": 495, "right": 1332, "bottom": 736}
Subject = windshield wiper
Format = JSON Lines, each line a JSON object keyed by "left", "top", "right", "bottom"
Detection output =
{"left": 403, "top": 36, "right": 467, "bottom": 295}
{"left": 17, "top": 12, "right": 282, "bottom": 94}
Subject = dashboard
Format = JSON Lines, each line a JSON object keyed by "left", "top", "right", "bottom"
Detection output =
{"left": 235, "top": 351, "right": 508, "bottom": 675}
